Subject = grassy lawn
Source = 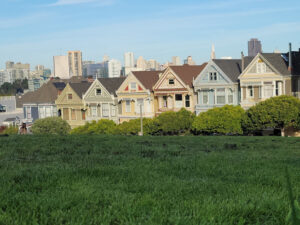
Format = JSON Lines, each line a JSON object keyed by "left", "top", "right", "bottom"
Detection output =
{"left": 0, "top": 135, "right": 299, "bottom": 224}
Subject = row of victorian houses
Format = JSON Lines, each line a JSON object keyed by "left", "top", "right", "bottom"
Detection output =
{"left": 18, "top": 44, "right": 300, "bottom": 128}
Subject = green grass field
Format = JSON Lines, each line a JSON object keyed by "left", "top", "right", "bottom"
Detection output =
{"left": 0, "top": 135, "right": 299, "bottom": 225}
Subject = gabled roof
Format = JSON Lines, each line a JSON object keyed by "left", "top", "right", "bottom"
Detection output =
{"left": 20, "top": 79, "right": 67, "bottom": 105}
{"left": 213, "top": 57, "right": 253, "bottom": 82}
{"left": 132, "top": 71, "right": 163, "bottom": 91}
{"left": 98, "top": 77, "right": 126, "bottom": 96}
{"left": 169, "top": 64, "right": 207, "bottom": 87}
{"left": 261, "top": 52, "right": 300, "bottom": 75}
{"left": 69, "top": 82, "right": 92, "bottom": 99}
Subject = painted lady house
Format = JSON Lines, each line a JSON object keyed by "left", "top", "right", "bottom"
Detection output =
{"left": 55, "top": 81, "right": 92, "bottom": 128}
{"left": 116, "top": 71, "right": 162, "bottom": 123}
{"left": 20, "top": 79, "right": 67, "bottom": 124}
{"left": 239, "top": 43, "right": 300, "bottom": 109}
{"left": 83, "top": 77, "right": 125, "bottom": 124}
{"left": 153, "top": 64, "right": 206, "bottom": 115}
{"left": 193, "top": 57, "right": 252, "bottom": 114}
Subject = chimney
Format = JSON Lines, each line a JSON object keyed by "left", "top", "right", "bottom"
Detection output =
{"left": 241, "top": 51, "right": 245, "bottom": 72}
{"left": 288, "top": 43, "right": 292, "bottom": 72}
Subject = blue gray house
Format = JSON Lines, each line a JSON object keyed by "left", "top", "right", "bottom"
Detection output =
{"left": 20, "top": 79, "right": 67, "bottom": 124}
{"left": 193, "top": 58, "right": 252, "bottom": 115}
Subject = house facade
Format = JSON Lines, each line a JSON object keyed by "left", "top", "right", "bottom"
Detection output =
{"left": 20, "top": 80, "right": 66, "bottom": 124}
{"left": 0, "top": 96, "right": 23, "bottom": 126}
{"left": 83, "top": 77, "right": 125, "bottom": 124}
{"left": 193, "top": 58, "right": 252, "bottom": 115}
{"left": 239, "top": 47, "right": 300, "bottom": 109}
{"left": 116, "top": 71, "right": 162, "bottom": 123}
{"left": 55, "top": 82, "right": 91, "bottom": 128}
{"left": 153, "top": 64, "right": 206, "bottom": 115}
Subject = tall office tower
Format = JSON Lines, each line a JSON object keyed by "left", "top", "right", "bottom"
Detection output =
{"left": 136, "top": 56, "right": 147, "bottom": 70}
{"left": 184, "top": 56, "right": 196, "bottom": 65}
{"left": 172, "top": 56, "right": 181, "bottom": 65}
{"left": 53, "top": 56, "right": 70, "bottom": 79}
{"left": 68, "top": 51, "right": 83, "bottom": 77}
{"left": 248, "top": 38, "right": 262, "bottom": 57}
{"left": 124, "top": 52, "right": 135, "bottom": 68}
{"left": 107, "top": 59, "right": 122, "bottom": 78}
{"left": 211, "top": 44, "right": 216, "bottom": 59}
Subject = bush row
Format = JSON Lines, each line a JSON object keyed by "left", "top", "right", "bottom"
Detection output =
{"left": 31, "top": 95, "right": 300, "bottom": 136}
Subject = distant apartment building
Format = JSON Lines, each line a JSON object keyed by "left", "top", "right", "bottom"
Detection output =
{"left": 107, "top": 59, "right": 122, "bottom": 78}
{"left": 248, "top": 38, "right": 262, "bottom": 57}
{"left": 172, "top": 56, "right": 181, "bottom": 65}
{"left": 136, "top": 56, "right": 147, "bottom": 70}
{"left": 4, "top": 61, "right": 30, "bottom": 83}
{"left": 147, "top": 59, "right": 160, "bottom": 71}
{"left": 68, "top": 51, "right": 83, "bottom": 77}
{"left": 83, "top": 63, "right": 107, "bottom": 79}
{"left": 53, "top": 55, "right": 70, "bottom": 79}
{"left": 184, "top": 56, "right": 196, "bottom": 65}
{"left": 124, "top": 52, "right": 135, "bottom": 68}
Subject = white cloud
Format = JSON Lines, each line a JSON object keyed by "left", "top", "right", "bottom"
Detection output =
{"left": 49, "top": 0, "right": 114, "bottom": 6}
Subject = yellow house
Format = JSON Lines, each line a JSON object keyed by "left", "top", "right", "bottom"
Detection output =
{"left": 116, "top": 71, "right": 162, "bottom": 123}
{"left": 55, "top": 82, "right": 92, "bottom": 128}
{"left": 239, "top": 45, "right": 300, "bottom": 109}
{"left": 153, "top": 64, "right": 207, "bottom": 115}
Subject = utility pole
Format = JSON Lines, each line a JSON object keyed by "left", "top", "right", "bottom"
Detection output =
{"left": 140, "top": 103, "right": 143, "bottom": 136}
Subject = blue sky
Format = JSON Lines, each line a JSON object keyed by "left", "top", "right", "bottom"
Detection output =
{"left": 0, "top": 0, "right": 300, "bottom": 70}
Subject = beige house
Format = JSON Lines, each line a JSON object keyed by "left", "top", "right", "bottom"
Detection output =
{"left": 116, "top": 71, "right": 162, "bottom": 123}
{"left": 153, "top": 64, "right": 206, "bottom": 115}
{"left": 239, "top": 46, "right": 300, "bottom": 109}
{"left": 55, "top": 82, "right": 91, "bottom": 128}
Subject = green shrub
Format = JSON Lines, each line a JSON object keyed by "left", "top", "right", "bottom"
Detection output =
{"left": 31, "top": 117, "right": 71, "bottom": 135}
{"left": 156, "top": 108, "right": 195, "bottom": 135}
{"left": 71, "top": 120, "right": 116, "bottom": 135}
{"left": 114, "top": 118, "right": 159, "bottom": 136}
{"left": 242, "top": 95, "right": 300, "bottom": 134}
{"left": 192, "top": 105, "right": 245, "bottom": 135}
{"left": 2, "top": 125, "right": 18, "bottom": 135}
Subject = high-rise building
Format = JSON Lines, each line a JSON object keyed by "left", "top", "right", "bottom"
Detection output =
{"left": 107, "top": 59, "right": 122, "bottom": 78}
{"left": 53, "top": 56, "right": 70, "bottom": 79}
{"left": 136, "top": 56, "right": 147, "bottom": 70}
{"left": 124, "top": 52, "right": 135, "bottom": 68}
{"left": 184, "top": 56, "right": 196, "bottom": 65}
{"left": 4, "top": 61, "right": 30, "bottom": 83}
{"left": 248, "top": 38, "right": 262, "bottom": 57}
{"left": 103, "top": 54, "right": 110, "bottom": 62}
{"left": 147, "top": 59, "right": 160, "bottom": 71}
{"left": 68, "top": 51, "right": 83, "bottom": 77}
{"left": 172, "top": 56, "right": 181, "bottom": 65}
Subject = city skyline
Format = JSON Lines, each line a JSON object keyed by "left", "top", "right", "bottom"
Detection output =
{"left": 0, "top": 0, "right": 300, "bottom": 69}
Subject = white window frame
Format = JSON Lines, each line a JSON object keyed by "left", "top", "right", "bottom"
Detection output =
{"left": 125, "top": 100, "right": 131, "bottom": 113}
{"left": 136, "top": 99, "right": 144, "bottom": 113}
{"left": 247, "top": 86, "right": 254, "bottom": 98}
{"left": 26, "top": 106, "right": 32, "bottom": 119}
{"left": 102, "top": 103, "right": 109, "bottom": 117}
{"left": 91, "top": 106, "right": 97, "bottom": 117}
{"left": 130, "top": 82, "right": 137, "bottom": 91}
{"left": 216, "top": 88, "right": 226, "bottom": 105}
{"left": 95, "top": 88, "right": 102, "bottom": 96}
{"left": 45, "top": 106, "right": 51, "bottom": 117}
{"left": 203, "top": 91, "right": 209, "bottom": 105}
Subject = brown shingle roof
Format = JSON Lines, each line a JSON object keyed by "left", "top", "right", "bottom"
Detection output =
{"left": 132, "top": 71, "right": 164, "bottom": 91}
{"left": 169, "top": 64, "right": 207, "bottom": 87}
{"left": 20, "top": 79, "right": 67, "bottom": 105}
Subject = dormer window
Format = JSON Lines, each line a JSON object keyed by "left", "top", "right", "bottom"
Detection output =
{"left": 209, "top": 72, "right": 217, "bottom": 81}
{"left": 130, "top": 82, "right": 137, "bottom": 91}
{"left": 68, "top": 94, "right": 73, "bottom": 100}
{"left": 96, "top": 89, "right": 101, "bottom": 95}
{"left": 169, "top": 79, "right": 175, "bottom": 85}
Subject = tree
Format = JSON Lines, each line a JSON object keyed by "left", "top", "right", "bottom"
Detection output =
{"left": 192, "top": 105, "right": 245, "bottom": 135}
{"left": 71, "top": 120, "right": 116, "bottom": 135}
{"left": 242, "top": 95, "right": 300, "bottom": 135}
{"left": 31, "top": 117, "right": 71, "bottom": 135}
{"left": 114, "top": 118, "right": 159, "bottom": 136}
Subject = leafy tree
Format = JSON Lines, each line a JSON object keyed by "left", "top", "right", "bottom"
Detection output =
{"left": 0, "top": 79, "right": 28, "bottom": 96}
{"left": 156, "top": 108, "right": 195, "bottom": 135}
{"left": 192, "top": 105, "right": 245, "bottom": 135}
{"left": 242, "top": 96, "right": 300, "bottom": 135}
{"left": 114, "top": 118, "right": 159, "bottom": 136}
{"left": 2, "top": 126, "right": 18, "bottom": 135}
{"left": 31, "top": 117, "right": 71, "bottom": 135}
{"left": 71, "top": 120, "right": 116, "bottom": 135}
